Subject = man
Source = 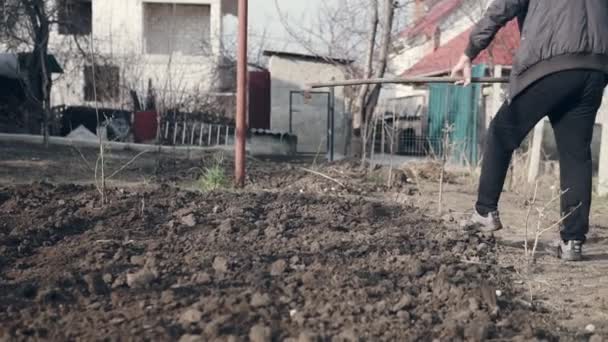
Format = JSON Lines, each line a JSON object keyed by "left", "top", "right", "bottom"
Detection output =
{"left": 451, "top": 0, "right": 608, "bottom": 261}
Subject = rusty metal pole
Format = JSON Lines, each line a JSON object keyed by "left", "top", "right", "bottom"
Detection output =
{"left": 235, "top": 0, "right": 248, "bottom": 187}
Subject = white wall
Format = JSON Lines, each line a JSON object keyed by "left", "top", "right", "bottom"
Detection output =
{"left": 268, "top": 55, "right": 348, "bottom": 154}
{"left": 49, "top": 0, "right": 231, "bottom": 110}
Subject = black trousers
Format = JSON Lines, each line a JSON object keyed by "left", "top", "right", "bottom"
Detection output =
{"left": 476, "top": 70, "right": 607, "bottom": 242}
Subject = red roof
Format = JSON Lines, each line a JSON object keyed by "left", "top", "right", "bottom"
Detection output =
{"left": 401, "top": 0, "right": 464, "bottom": 38}
{"left": 402, "top": 20, "right": 520, "bottom": 76}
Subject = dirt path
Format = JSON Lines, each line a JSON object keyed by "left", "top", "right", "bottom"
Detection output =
{"left": 430, "top": 182, "right": 608, "bottom": 338}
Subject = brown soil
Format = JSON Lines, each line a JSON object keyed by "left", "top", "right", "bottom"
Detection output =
{"left": 1, "top": 183, "right": 556, "bottom": 341}
{"left": 1, "top": 141, "right": 606, "bottom": 341}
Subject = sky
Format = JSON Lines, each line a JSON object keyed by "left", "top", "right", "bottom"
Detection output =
{"left": 224, "top": 0, "right": 331, "bottom": 55}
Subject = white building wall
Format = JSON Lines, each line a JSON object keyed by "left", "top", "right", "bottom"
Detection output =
{"left": 268, "top": 56, "right": 349, "bottom": 154}
{"left": 49, "top": 0, "right": 231, "bottom": 110}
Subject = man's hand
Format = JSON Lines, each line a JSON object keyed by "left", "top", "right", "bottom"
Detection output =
{"left": 451, "top": 54, "right": 472, "bottom": 86}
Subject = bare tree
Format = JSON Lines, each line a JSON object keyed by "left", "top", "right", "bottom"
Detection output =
{"left": 0, "top": 0, "right": 55, "bottom": 143}
{"left": 274, "top": 0, "right": 405, "bottom": 157}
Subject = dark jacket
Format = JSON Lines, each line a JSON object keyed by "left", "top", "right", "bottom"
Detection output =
{"left": 465, "top": 0, "right": 608, "bottom": 100}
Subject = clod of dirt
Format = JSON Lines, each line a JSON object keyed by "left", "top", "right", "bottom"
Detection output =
{"left": 392, "top": 294, "right": 414, "bottom": 312}
{"left": 130, "top": 255, "right": 146, "bottom": 266}
{"left": 297, "top": 331, "right": 317, "bottom": 342}
{"left": 589, "top": 334, "right": 603, "bottom": 342}
{"left": 179, "top": 308, "right": 202, "bottom": 325}
{"left": 265, "top": 225, "right": 284, "bottom": 238}
{"left": 338, "top": 328, "right": 358, "bottom": 341}
{"left": 83, "top": 273, "right": 110, "bottom": 295}
{"left": 212, "top": 256, "right": 229, "bottom": 273}
{"left": 464, "top": 318, "right": 493, "bottom": 341}
{"left": 409, "top": 259, "right": 425, "bottom": 278}
{"left": 585, "top": 324, "right": 596, "bottom": 333}
{"left": 126, "top": 267, "right": 158, "bottom": 288}
{"left": 309, "top": 241, "right": 321, "bottom": 253}
{"left": 192, "top": 272, "right": 211, "bottom": 284}
{"left": 270, "top": 259, "right": 287, "bottom": 276}
{"left": 396, "top": 310, "right": 410, "bottom": 321}
{"left": 480, "top": 283, "right": 499, "bottom": 315}
{"left": 477, "top": 242, "right": 489, "bottom": 253}
{"left": 249, "top": 324, "right": 271, "bottom": 342}
{"left": 161, "top": 290, "right": 175, "bottom": 304}
{"left": 179, "top": 334, "right": 205, "bottom": 342}
{"left": 218, "top": 219, "right": 234, "bottom": 235}
{"left": 251, "top": 292, "right": 271, "bottom": 307}
{"left": 181, "top": 214, "right": 196, "bottom": 227}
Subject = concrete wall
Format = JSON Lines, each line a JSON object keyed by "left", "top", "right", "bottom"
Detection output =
{"left": 48, "top": 0, "right": 231, "bottom": 110}
{"left": 268, "top": 56, "right": 349, "bottom": 155}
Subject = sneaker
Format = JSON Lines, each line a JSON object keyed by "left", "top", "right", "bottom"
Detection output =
{"left": 461, "top": 210, "right": 503, "bottom": 232}
{"left": 556, "top": 240, "right": 583, "bottom": 261}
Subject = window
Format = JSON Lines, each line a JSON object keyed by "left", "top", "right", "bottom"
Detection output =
{"left": 143, "top": 3, "right": 211, "bottom": 56}
{"left": 57, "top": 0, "right": 92, "bottom": 35}
{"left": 84, "top": 65, "right": 120, "bottom": 102}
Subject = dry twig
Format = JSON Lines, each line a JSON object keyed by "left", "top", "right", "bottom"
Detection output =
{"left": 300, "top": 167, "right": 346, "bottom": 188}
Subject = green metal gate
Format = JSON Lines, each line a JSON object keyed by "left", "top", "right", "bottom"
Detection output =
{"left": 427, "top": 64, "right": 486, "bottom": 164}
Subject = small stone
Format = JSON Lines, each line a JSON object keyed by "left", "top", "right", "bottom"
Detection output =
{"left": 585, "top": 324, "right": 596, "bottom": 333}
{"left": 181, "top": 214, "right": 196, "bottom": 227}
{"left": 218, "top": 219, "right": 234, "bottom": 234}
{"left": 393, "top": 294, "right": 413, "bottom": 311}
{"left": 179, "top": 334, "right": 204, "bottom": 342}
{"left": 477, "top": 243, "right": 489, "bottom": 252}
{"left": 179, "top": 308, "right": 202, "bottom": 325}
{"left": 251, "top": 292, "right": 271, "bottom": 307}
{"left": 84, "top": 273, "right": 110, "bottom": 295}
{"left": 212, "top": 257, "right": 229, "bottom": 273}
{"left": 126, "top": 267, "right": 158, "bottom": 288}
{"left": 110, "top": 317, "right": 125, "bottom": 325}
{"left": 102, "top": 273, "right": 113, "bottom": 284}
{"left": 212, "top": 205, "right": 220, "bottom": 214}
{"left": 270, "top": 259, "right": 287, "bottom": 276}
{"left": 249, "top": 324, "right": 271, "bottom": 342}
